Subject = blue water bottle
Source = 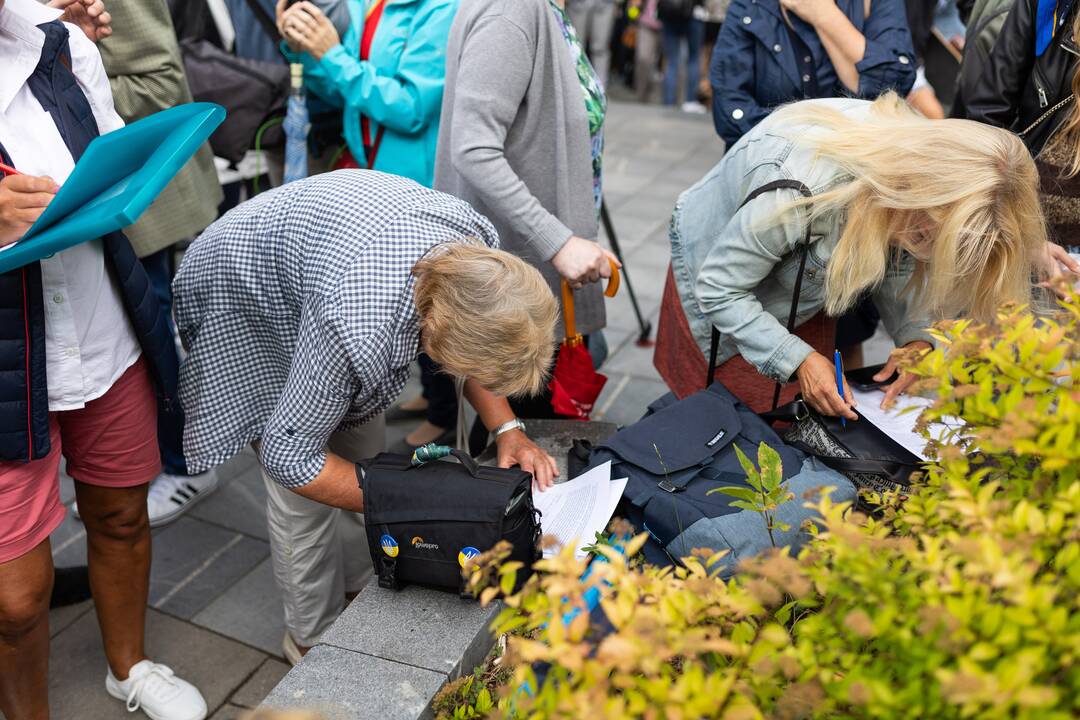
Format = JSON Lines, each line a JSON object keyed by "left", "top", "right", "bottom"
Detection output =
{"left": 283, "top": 63, "right": 310, "bottom": 185}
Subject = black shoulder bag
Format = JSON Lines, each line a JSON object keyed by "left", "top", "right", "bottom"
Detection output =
{"left": 359, "top": 448, "right": 542, "bottom": 597}
{"left": 705, "top": 181, "right": 923, "bottom": 497}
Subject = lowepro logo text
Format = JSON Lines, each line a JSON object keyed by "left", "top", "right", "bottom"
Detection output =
{"left": 411, "top": 536, "right": 441, "bottom": 551}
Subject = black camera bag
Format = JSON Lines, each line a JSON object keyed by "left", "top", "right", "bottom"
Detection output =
{"left": 359, "top": 450, "right": 541, "bottom": 597}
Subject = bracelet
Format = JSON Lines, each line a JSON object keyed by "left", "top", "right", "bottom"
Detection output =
{"left": 493, "top": 418, "right": 526, "bottom": 438}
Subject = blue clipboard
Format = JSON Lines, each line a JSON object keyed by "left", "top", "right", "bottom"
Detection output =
{"left": 0, "top": 102, "right": 226, "bottom": 275}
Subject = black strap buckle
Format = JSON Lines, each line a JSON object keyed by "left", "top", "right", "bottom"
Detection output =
{"left": 658, "top": 479, "right": 681, "bottom": 493}
{"left": 377, "top": 556, "right": 399, "bottom": 590}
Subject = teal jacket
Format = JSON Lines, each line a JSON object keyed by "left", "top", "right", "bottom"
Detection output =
{"left": 284, "top": 0, "right": 457, "bottom": 187}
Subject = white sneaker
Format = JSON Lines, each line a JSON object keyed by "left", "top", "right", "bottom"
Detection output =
{"left": 105, "top": 660, "right": 207, "bottom": 720}
{"left": 681, "top": 101, "right": 707, "bottom": 114}
{"left": 71, "top": 471, "right": 219, "bottom": 528}
{"left": 146, "top": 471, "right": 220, "bottom": 528}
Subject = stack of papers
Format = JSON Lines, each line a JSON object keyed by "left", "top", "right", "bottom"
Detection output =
{"left": 532, "top": 461, "right": 628, "bottom": 560}
{"left": 850, "top": 388, "right": 934, "bottom": 460}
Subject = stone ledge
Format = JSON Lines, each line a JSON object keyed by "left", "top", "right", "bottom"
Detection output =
{"left": 319, "top": 583, "right": 501, "bottom": 679}
{"left": 261, "top": 644, "right": 446, "bottom": 720}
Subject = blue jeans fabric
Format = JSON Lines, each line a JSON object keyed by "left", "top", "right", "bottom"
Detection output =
{"left": 142, "top": 247, "right": 188, "bottom": 476}
{"left": 662, "top": 19, "right": 704, "bottom": 106}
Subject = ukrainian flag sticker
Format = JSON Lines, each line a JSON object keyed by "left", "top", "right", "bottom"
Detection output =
{"left": 458, "top": 546, "right": 480, "bottom": 568}
{"left": 380, "top": 535, "right": 399, "bottom": 558}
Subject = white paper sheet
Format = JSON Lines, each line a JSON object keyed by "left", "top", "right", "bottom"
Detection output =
{"left": 533, "top": 462, "right": 626, "bottom": 560}
{"left": 850, "top": 388, "right": 933, "bottom": 460}
{"left": 605, "top": 478, "right": 629, "bottom": 535}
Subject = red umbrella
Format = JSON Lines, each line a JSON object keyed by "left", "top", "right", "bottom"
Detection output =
{"left": 549, "top": 264, "right": 620, "bottom": 420}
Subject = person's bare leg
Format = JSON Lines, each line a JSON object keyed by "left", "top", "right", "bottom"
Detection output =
{"left": 75, "top": 481, "right": 151, "bottom": 680}
{"left": 397, "top": 396, "right": 429, "bottom": 412}
{"left": 0, "top": 540, "right": 54, "bottom": 720}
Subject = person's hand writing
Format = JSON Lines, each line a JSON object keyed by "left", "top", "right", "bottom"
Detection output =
{"left": 0, "top": 174, "right": 59, "bottom": 247}
{"left": 279, "top": 1, "right": 340, "bottom": 61}
{"left": 49, "top": 0, "right": 111, "bottom": 42}
{"left": 495, "top": 429, "right": 559, "bottom": 491}
{"left": 875, "top": 340, "right": 932, "bottom": 408}
{"left": 796, "top": 351, "right": 857, "bottom": 420}
{"left": 551, "top": 236, "right": 621, "bottom": 289}
{"left": 778, "top": 0, "right": 837, "bottom": 25}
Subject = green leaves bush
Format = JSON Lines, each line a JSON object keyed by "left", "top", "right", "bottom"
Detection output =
{"left": 449, "top": 290, "right": 1080, "bottom": 720}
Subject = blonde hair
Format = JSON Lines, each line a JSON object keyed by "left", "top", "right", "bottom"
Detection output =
{"left": 413, "top": 242, "right": 559, "bottom": 398}
{"left": 1047, "top": 12, "right": 1080, "bottom": 176}
{"left": 770, "top": 93, "right": 1046, "bottom": 321}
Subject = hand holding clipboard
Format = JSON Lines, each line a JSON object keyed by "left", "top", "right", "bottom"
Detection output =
{"left": 0, "top": 166, "right": 60, "bottom": 249}
{"left": 0, "top": 102, "right": 225, "bottom": 274}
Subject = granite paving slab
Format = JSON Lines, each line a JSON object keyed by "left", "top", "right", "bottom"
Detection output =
{"left": 47, "top": 609, "right": 265, "bottom": 719}
{"left": 318, "top": 583, "right": 500, "bottom": 679}
{"left": 231, "top": 658, "right": 292, "bottom": 709}
{"left": 262, "top": 645, "right": 446, "bottom": 720}
{"left": 594, "top": 376, "right": 670, "bottom": 427}
{"left": 192, "top": 557, "right": 287, "bottom": 657}
{"left": 208, "top": 703, "right": 249, "bottom": 720}
{"left": 48, "top": 598, "right": 92, "bottom": 639}
{"left": 49, "top": 510, "right": 87, "bottom": 569}
{"left": 190, "top": 464, "right": 271, "bottom": 541}
{"left": 150, "top": 517, "right": 269, "bottom": 619}
{"left": 59, "top": 469, "right": 75, "bottom": 505}
{"left": 601, "top": 331, "right": 667, "bottom": 379}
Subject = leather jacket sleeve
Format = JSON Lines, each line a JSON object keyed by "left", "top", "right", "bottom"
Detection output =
{"left": 963, "top": 0, "right": 1035, "bottom": 129}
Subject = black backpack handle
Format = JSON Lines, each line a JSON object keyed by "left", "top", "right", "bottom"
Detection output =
{"left": 442, "top": 448, "right": 482, "bottom": 477}
{"left": 357, "top": 447, "right": 482, "bottom": 478}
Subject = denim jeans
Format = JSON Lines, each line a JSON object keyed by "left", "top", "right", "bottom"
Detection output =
{"left": 661, "top": 19, "right": 704, "bottom": 106}
{"left": 141, "top": 246, "right": 188, "bottom": 476}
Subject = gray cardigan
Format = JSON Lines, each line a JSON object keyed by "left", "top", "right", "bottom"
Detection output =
{"left": 434, "top": 0, "right": 605, "bottom": 334}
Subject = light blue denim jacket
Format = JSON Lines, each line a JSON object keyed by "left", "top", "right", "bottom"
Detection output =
{"left": 670, "top": 98, "right": 933, "bottom": 383}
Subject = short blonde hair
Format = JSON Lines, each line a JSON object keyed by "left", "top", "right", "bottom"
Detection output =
{"left": 413, "top": 243, "right": 559, "bottom": 397}
{"left": 772, "top": 93, "right": 1046, "bottom": 321}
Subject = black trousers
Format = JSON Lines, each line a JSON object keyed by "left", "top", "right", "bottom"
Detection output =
{"left": 419, "top": 353, "right": 457, "bottom": 429}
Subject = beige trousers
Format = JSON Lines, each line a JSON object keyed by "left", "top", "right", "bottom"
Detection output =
{"left": 260, "top": 415, "right": 386, "bottom": 646}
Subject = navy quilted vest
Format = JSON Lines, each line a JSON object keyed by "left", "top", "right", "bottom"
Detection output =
{"left": 0, "top": 21, "right": 179, "bottom": 462}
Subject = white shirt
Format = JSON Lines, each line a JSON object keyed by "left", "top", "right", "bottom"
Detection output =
{"left": 0, "top": 0, "right": 140, "bottom": 411}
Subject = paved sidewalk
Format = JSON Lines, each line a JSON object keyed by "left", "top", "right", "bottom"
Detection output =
{"left": 30, "top": 100, "right": 722, "bottom": 720}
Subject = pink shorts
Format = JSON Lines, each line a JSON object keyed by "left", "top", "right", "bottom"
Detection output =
{"left": 0, "top": 357, "right": 161, "bottom": 564}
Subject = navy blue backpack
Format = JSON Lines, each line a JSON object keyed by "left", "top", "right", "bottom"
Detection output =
{"left": 588, "top": 383, "right": 856, "bottom": 573}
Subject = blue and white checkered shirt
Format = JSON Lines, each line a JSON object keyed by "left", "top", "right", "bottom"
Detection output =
{"left": 174, "top": 171, "right": 499, "bottom": 488}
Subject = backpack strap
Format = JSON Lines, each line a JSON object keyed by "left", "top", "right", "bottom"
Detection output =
{"left": 242, "top": 0, "right": 281, "bottom": 42}
{"left": 706, "top": 179, "right": 815, "bottom": 412}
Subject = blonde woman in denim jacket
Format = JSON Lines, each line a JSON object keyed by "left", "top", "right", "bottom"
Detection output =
{"left": 657, "top": 95, "right": 1059, "bottom": 417}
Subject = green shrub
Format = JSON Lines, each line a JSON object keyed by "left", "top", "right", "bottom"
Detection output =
{"left": 448, "top": 290, "right": 1080, "bottom": 720}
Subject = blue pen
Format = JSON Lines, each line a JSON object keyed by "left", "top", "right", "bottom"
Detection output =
{"left": 834, "top": 349, "right": 847, "bottom": 428}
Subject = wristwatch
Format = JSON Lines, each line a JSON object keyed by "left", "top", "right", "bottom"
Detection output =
{"left": 493, "top": 418, "right": 526, "bottom": 439}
